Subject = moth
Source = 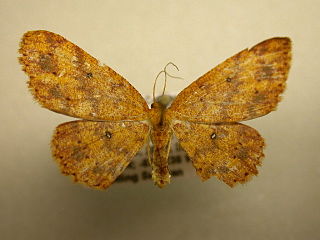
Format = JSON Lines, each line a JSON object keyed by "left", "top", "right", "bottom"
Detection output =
{"left": 19, "top": 30, "right": 291, "bottom": 189}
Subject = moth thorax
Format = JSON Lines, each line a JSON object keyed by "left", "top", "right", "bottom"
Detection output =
{"left": 150, "top": 96, "right": 173, "bottom": 126}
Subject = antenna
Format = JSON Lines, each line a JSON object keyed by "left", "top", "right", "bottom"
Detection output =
{"left": 152, "top": 62, "right": 183, "bottom": 102}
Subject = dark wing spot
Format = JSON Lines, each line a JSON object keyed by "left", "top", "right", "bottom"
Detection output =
{"left": 93, "top": 165, "right": 105, "bottom": 174}
{"left": 86, "top": 72, "right": 93, "bottom": 78}
{"left": 72, "top": 147, "right": 85, "bottom": 161}
{"left": 252, "top": 92, "right": 267, "bottom": 103}
{"left": 105, "top": 131, "right": 112, "bottom": 139}
{"left": 236, "top": 148, "right": 249, "bottom": 160}
{"left": 218, "top": 166, "right": 229, "bottom": 173}
{"left": 211, "top": 133, "right": 217, "bottom": 139}
{"left": 255, "top": 65, "right": 274, "bottom": 81}
{"left": 49, "top": 87, "right": 62, "bottom": 98}
{"left": 39, "top": 54, "right": 57, "bottom": 72}
{"left": 253, "top": 45, "right": 268, "bottom": 56}
{"left": 262, "top": 66, "right": 274, "bottom": 78}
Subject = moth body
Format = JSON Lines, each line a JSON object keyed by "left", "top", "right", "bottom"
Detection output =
{"left": 149, "top": 99, "right": 173, "bottom": 187}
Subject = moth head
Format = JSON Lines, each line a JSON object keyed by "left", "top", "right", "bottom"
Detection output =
{"left": 152, "top": 95, "right": 174, "bottom": 109}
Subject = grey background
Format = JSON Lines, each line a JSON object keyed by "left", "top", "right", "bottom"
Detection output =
{"left": 1, "top": 0, "right": 319, "bottom": 239}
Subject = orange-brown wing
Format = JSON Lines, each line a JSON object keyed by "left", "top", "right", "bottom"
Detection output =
{"left": 52, "top": 120, "right": 149, "bottom": 189}
{"left": 172, "top": 121, "right": 264, "bottom": 186}
{"left": 167, "top": 38, "right": 291, "bottom": 123}
{"left": 19, "top": 30, "right": 149, "bottom": 121}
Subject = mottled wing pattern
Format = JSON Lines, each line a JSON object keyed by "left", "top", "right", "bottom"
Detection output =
{"left": 19, "top": 30, "right": 148, "bottom": 121}
{"left": 52, "top": 120, "right": 149, "bottom": 189}
{"left": 172, "top": 121, "right": 264, "bottom": 186}
{"left": 168, "top": 38, "right": 291, "bottom": 123}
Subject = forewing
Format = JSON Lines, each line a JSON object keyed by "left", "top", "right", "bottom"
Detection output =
{"left": 168, "top": 38, "right": 291, "bottom": 123}
{"left": 19, "top": 30, "right": 149, "bottom": 121}
{"left": 52, "top": 120, "right": 149, "bottom": 189}
{"left": 172, "top": 121, "right": 265, "bottom": 186}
